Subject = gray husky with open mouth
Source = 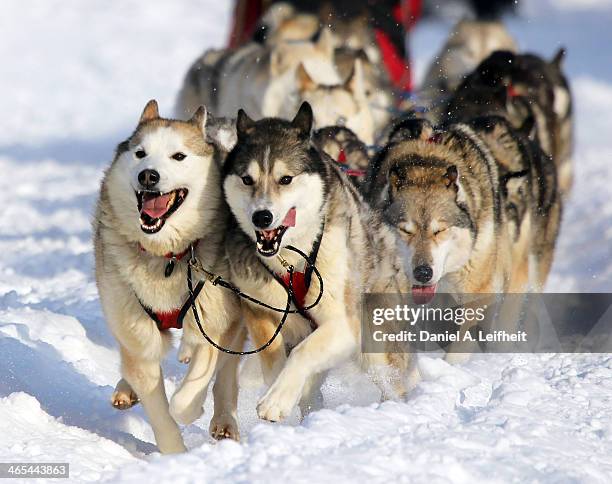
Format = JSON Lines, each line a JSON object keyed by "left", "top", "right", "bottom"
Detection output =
{"left": 222, "top": 102, "right": 419, "bottom": 422}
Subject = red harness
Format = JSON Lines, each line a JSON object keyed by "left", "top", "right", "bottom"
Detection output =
{"left": 153, "top": 308, "right": 183, "bottom": 331}
{"left": 276, "top": 265, "right": 318, "bottom": 332}
{"left": 264, "top": 227, "right": 325, "bottom": 329}
{"left": 427, "top": 132, "right": 443, "bottom": 144}
{"left": 137, "top": 242, "right": 198, "bottom": 331}
{"left": 507, "top": 83, "right": 520, "bottom": 98}
{"left": 280, "top": 270, "right": 308, "bottom": 311}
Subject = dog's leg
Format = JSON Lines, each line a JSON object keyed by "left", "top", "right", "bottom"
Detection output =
{"left": 209, "top": 325, "right": 245, "bottom": 441}
{"left": 257, "top": 315, "right": 355, "bottom": 422}
{"left": 244, "top": 305, "right": 287, "bottom": 387}
{"left": 111, "top": 378, "right": 139, "bottom": 410}
{"left": 298, "top": 371, "right": 326, "bottom": 419}
{"left": 178, "top": 338, "right": 195, "bottom": 364}
{"left": 120, "top": 347, "right": 186, "bottom": 454}
{"left": 364, "top": 352, "right": 419, "bottom": 401}
{"left": 170, "top": 342, "right": 218, "bottom": 425}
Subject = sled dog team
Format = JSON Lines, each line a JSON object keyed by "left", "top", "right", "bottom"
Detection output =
{"left": 94, "top": 10, "right": 571, "bottom": 453}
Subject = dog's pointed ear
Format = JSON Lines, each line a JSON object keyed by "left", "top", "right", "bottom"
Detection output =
{"left": 443, "top": 165, "right": 458, "bottom": 188}
{"left": 315, "top": 27, "right": 335, "bottom": 58}
{"left": 388, "top": 165, "right": 405, "bottom": 188}
{"left": 189, "top": 105, "right": 207, "bottom": 134}
{"left": 291, "top": 102, "right": 313, "bottom": 137}
{"left": 140, "top": 99, "right": 159, "bottom": 123}
{"left": 206, "top": 115, "right": 238, "bottom": 153}
{"left": 551, "top": 47, "right": 566, "bottom": 69}
{"left": 443, "top": 165, "right": 467, "bottom": 202}
{"left": 297, "top": 63, "right": 316, "bottom": 92}
{"left": 388, "top": 164, "right": 409, "bottom": 200}
{"left": 236, "top": 109, "right": 255, "bottom": 138}
{"left": 345, "top": 59, "right": 366, "bottom": 101}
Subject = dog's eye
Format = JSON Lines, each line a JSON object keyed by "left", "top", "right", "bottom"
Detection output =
{"left": 172, "top": 152, "right": 186, "bottom": 161}
{"left": 241, "top": 175, "right": 254, "bottom": 186}
{"left": 399, "top": 226, "right": 414, "bottom": 237}
{"left": 135, "top": 149, "right": 147, "bottom": 159}
{"left": 279, "top": 176, "right": 293, "bottom": 185}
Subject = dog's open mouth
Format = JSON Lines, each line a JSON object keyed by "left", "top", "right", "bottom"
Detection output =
{"left": 136, "top": 189, "right": 188, "bottom": 234}
{"left": 255, "top": 208, "right": 296, "bottom": 257}
{"left": 412, "top": 284, "right": 437, "bottom": 305}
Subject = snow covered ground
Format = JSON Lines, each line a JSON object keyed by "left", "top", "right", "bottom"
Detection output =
{"left": 1, "top": 1, "right": 611, "bottom": 482}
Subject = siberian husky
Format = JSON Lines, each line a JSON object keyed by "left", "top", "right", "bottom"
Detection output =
{"left": 291, "top": 59, "right": 376, "bottom": 144}
{"left": 465, "top": 114, "right": 562, "bottom": 291}
{"left": 221, "top": 102, "right": 419, "bottom": 422}
{"left": 445, "top": 49, "right": 573, "bottom": 196}
{"left": 420, "top": 19, "right": 518, "bottom": 121}
{"left": 176, "top": 28, "right": 340, "bottom": 121}
{"left": 364, "top": 116, "right": 561, "bottom": 355}
{"left": 365, "top": 118, "right": 514, "bottom": 300}
{"left": 94, "top": 100, "right": 244, "bottom": 453}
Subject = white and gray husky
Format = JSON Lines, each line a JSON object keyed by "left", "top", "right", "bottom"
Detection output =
{"left": 221, "top": 102, "right": 419, "bottom": 422}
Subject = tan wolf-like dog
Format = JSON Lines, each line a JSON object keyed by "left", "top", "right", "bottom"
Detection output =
{"left": 365, "top": 119, "right": 514, "bottom": 358}
{"left": 366, "top": 119, "right": 514, "bottom": 300}
{"left": 366, "top": 117, "right": 561, "bottom": 356}
{"left": 94, "top": 100, "right": 244, "bottom": 453}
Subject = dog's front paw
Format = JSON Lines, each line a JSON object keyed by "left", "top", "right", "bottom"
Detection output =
{"left": 209, "top": 414, "right": 240, "bottom": 441}
{"left": 257, "top": 379, "right": 302, "bottom": 422}
{"left": 169, "top": 392, "right": 204, "bottom": 425}
{"left": 111, "top": 379, "right": 139, "bottom": 410}
{"left": 178, "top": 340, "right": 195, "bottom": 364}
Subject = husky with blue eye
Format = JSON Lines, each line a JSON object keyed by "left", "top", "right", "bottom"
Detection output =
{"left": 94, "top": 100, "right": 244, "bottom": 453}
{"left": 221, "top": 102, "right": 419, "bottom": 423}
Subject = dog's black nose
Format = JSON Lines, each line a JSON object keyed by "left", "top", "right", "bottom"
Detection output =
{"left": 252, "top": 210, "right": 273, "bottom": 229}
{"left": 413, "top": 265, "right": 433, "bottom": 284}
{"left": 138, "top": 169, "right": 160, "bottom": 188}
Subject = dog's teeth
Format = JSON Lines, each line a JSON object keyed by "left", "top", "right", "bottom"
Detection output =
{"left": 167, "top": 191, "right": 176, "bottom": 206}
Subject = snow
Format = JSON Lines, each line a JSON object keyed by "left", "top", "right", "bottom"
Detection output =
{"left": 1, "top": 1, "right": 612, "bottom": 482}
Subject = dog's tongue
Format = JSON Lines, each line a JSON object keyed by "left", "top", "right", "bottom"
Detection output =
{"left": 141, "top": 193, "right": 172, "bottom": 219}
{"left": 412, "top": 284, "right": 437, "bottom": 305}
{"left": 282, "top": 207, "right": 296, "bottom": 227}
